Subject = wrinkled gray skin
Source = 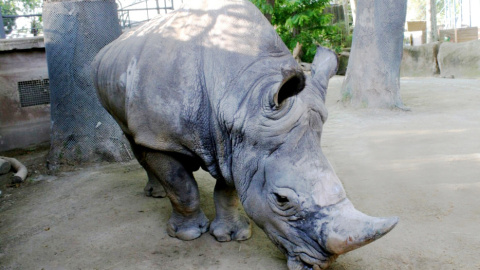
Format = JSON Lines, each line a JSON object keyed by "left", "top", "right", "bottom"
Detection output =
{"left": 92, "top": 1, "right": 398, "bottom": 269}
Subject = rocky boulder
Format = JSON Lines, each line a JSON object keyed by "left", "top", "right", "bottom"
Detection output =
{"left": 437, "top": 40, "right": 480, "bottom": 78}
{"left": 401, "top": 42, "right": 440, "bottom": 77}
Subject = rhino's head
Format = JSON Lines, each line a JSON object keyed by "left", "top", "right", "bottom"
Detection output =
{"left": 231, "top": 47, "right": 398, "bottom": 270}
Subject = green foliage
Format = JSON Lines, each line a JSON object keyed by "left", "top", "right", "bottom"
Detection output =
{"left": 406, "top": 0, "right": 426, "bottom": 21}
{"left": 1, "top": 0, "right": 17, "bottom": 34}
{"left": 1, "top": 0, "right": 42, "bottom": 35}
{"left": 250, "top": 0, "right": 351, "bottom": 62}
{"left": 21, "top": 0, "right": 42, "bottom": 13}
{"left": 327, "top": 21, "right": 352, "bottom": 54}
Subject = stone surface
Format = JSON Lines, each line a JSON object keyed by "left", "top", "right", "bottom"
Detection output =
{"left": 437, "top": 40, "right": 480, "bottom": 78}
{"left": 0, "top": 37, "right": 44, "bottom": 51}
{"left": 401, "top": 42, "right": 440, "bottom": 77}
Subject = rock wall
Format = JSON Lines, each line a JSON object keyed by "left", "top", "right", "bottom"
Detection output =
{"left": 437, "top": 40, "right": 480, "bottom": 78}
{"left": 401, "top": 42, "right": 440, "bottom": 77}
{"left": 401, "top": 40, "right": 480, "bottom": 78}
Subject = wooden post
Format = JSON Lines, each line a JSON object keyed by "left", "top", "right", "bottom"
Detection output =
{"left": 0, "top": 158, "right": 11, "bottom": 175}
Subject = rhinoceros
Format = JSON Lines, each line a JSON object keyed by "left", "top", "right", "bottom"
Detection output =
{"left": 92, "top": 1, "right": 398, "bottom": 269}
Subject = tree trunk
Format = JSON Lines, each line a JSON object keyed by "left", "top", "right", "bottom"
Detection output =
{"left": 341, "top": 0, "right": 407, "bottom": 109}
{"left": 292, "top": 42, "right": 303, "bottom": 63}
{"left": 264, "top": 0, "right": 275, "bottom": 23}
{"left": 426, "top": 0, "right": 438, "bottom": 43}
{"left": 43, "top": 0, "right": 132, "bottom": 169}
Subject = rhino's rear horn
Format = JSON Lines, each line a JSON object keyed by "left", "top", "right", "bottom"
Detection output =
{"left": 274, "top": 68, "right": 305, "bottom": 107}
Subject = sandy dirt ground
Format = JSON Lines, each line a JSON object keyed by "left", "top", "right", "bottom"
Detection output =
{"left": 1, "top": 77, "right": 479, "bottom": 270}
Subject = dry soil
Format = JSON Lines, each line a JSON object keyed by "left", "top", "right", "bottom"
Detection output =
{"left": 1, "top": 76, "right": 479, "bottom": 270}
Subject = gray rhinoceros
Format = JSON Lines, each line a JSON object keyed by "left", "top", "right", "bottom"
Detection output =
{"left": 92, "top": 1, "right": 397, "bottom": 269}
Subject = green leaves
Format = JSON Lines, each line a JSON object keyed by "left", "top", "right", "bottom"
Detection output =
{"left": 251, "top": 0, "right": 275, "bottom": 15}
{"left": 1, "top": 0, "right": 42, "bottom": 35}
{"left": 1, "top": 0, "right": 19, "bottom": 34}
{"left": 251, "top": 0, "right": 342, "bottom": 62}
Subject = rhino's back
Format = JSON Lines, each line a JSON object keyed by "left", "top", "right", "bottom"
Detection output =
{"left": 93, "top": 0, "right": 292, "bottom": 155}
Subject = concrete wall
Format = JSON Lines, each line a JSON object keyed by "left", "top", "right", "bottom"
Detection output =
{"left": 0, "top": 37, "right": 50, "bottom": 152}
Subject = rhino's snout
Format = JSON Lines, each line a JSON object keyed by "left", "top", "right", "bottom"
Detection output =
{"left": 275, "top": 199, "right": 398, "bottom": 270}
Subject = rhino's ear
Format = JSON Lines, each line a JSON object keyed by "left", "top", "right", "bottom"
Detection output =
{"left": 274, "top": 68, "right": 306, "bottom": 107}
{"left": 311, "top": 46, "right": 338, "bottom": 96}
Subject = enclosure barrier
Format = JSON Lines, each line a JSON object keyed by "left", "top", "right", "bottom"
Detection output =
{"left": 43, "top": 0, "right": 132, "bottom": 168}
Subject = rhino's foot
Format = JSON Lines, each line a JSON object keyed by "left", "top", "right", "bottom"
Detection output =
{"left": 210, "top": 214, "right": 252, "bottom": 242}
{"left": 143, "top": 182, "right": 166, "bottom": 198}
{"left": 167, "top": 211, "right": 209, "bottom": 241}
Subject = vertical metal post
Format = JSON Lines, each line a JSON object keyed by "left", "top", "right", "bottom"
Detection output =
{"left": 146, "top": 0, "right": 150, "bottom": 20}
{"left": 343, "top": 0, "right": 349, "bottom": 38}
{"left": 156, "top": 0, "right": 160, "bottom": 14}
{"left": 460, "top": 0, "right": 463, "bottom": 26}
{"left": 0, "top": 7, "right": 6, "bottom": 39}
{"left": 453, "top": 0, "right": 457, "bottom": 28}
{"left": 468, "top": 0, "right": 471, "bottom": 26}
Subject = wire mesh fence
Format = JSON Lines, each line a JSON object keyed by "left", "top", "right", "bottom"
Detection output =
{"left": 1, "top": 0, "right": 177, "bottom": 38}
{"left": 43, "top": 0, "right": 133, "bottom": 167}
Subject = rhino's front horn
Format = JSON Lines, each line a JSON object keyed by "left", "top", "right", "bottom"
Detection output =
{"left": 322, "top": 199, "right": 398, "bottom": 255}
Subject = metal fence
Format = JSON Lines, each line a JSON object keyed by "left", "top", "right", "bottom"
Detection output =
{"left": 117, "top": 0, "right": 175, "bottom": 29}
{"left": 1, "top": 0, "right": 177, "bottom": 39}
{"left": 43, "top": 0, "right": 132, "bottom": 166}
{"left": 0, "top": 8, "right": 43, "bottom": 39}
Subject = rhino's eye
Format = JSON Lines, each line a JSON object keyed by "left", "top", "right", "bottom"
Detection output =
{"left": 274, "top": 193, "right": 290, "bottom": 205}
{"left": 269, "top": 189, "right": 299, "bottom": 216}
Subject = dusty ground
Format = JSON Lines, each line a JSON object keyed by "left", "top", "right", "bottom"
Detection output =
{"left": 1, "top": 77, "right": 479, "bottom": 270}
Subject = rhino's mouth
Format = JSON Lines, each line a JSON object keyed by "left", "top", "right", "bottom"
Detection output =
{"left": 287, "top": 254, "right": 338, "bottom": 270}
{"left": 275, "top": 233, "right": 337, "bottom": 270}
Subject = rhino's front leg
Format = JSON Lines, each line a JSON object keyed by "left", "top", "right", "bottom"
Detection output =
{"left": 143, "top": 151, "right": 209, "bottom": 241}
{"left": 209, "top": 180, "right": 252, "bottom": 242}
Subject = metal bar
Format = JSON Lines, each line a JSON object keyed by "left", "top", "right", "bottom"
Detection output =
{"left": 117, "top": 7, "right": 173, "bottom": 12}
{"left": 2, "top": 14, "right": 42, "bottom": 18}
{"left": 460, "top": 0, "right": 463, "bottom": 26}
{"left": 0, "top": 7, "right": 6, "bottom": 39}
{"left": 454, "top": 0, "right": 456, "bottom": 28}
{"left": 469, "top": 0, "right": 471, "bottom": 26}
{"left": 146, "top": 0, "right": 149, "bottom": 20}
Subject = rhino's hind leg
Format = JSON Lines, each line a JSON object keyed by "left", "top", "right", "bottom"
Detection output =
{"left": 143, "top": 151, "right": 209, "bottom": 241}
{"left": 126, "top": 135, "right": 167, "bottom": 198}
{"left": 209, "top": 180, "right": 252, "bottom": 242}
{"left": 143, "top": 170, "right": 166, "bottom": 198}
